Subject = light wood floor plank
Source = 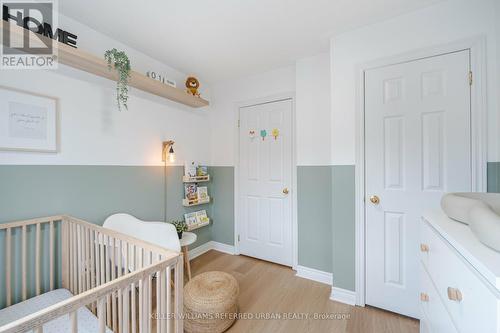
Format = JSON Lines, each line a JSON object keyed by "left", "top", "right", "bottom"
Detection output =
{"left": 190, "top": 250, "right": 419, "bottom": 333}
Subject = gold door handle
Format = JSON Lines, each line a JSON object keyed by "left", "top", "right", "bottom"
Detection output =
{"left": 420, "top": 244, "right": 430, "bottom": 252}
{"left": 283, "top": 188, "right": 289, "bottom": 195}
{"left": 369, "top": 195, "right": 380, "bottom": 205}
{"left": 420, "top": 292, "right": 429, "bottom": 302}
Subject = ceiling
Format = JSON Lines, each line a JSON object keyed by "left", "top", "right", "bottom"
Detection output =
{"left": 60, "top": 0, "right": 442, "bottom": 83}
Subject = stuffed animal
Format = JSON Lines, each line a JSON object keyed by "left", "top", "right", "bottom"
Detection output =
{"left": 185, "top": 76, "right": 200, "bottom": 97}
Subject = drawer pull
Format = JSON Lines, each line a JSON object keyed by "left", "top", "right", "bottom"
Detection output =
{"left": 420, "top": 244, "right": 429, "bottom": 252}
{"left": 447, "top": 287, "right": 463, "bottom": 302}
{"left": 420, "top": 292, "right": 429, "bottom": 302}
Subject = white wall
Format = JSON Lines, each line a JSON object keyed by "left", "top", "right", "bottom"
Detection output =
{"left": 209, "top": 66, "right": 296, "bottom": 166}
{"left": 330, "top": 0, "right": 500, "bottom": 164}
{"left": 0, "top": 14, "right": 211, "bottom": 166}
{"left": 295, "top": 53, "right": 331, "bottom": 166}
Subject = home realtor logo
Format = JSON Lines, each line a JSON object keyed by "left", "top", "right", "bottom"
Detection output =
{"left": 1, "top": 0, "right": 77, "bottom": 69}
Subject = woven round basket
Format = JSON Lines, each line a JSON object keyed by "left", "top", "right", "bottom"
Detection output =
{"left": 184, "top": 271, "right": 239, "bottom": 333}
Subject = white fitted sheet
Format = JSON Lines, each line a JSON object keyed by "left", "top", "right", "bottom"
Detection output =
{"left": 0, "top": 289, "right": 112, "bottom": 333}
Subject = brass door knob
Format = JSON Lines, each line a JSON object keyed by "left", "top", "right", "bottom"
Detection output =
{"left": 420, "top": 292, "right": 429, "bottom": 302}
{"left": 283, "top": 188, "right": 289, "bottom": 195}
{"left": 420, "top": 244, "right": 430, "bottom": 252}
{"left": 369, "top": 195, "right": 380, "bottom": 205}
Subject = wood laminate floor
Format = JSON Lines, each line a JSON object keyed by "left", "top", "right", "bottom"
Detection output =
{"left": 189, "top": 250, "right": 419, "bottom": 333}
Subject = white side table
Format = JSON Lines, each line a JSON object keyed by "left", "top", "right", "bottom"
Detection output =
{"left": 180, "top": 232, "right": 197, "bottom": 280}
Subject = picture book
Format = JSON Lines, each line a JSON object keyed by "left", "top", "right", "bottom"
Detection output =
{"left": 195, "top": 210, "right": 209, "bottom": 225}
{"left": 184, "top": 212, "right": 197, "bottom": 226}
{"left": 197, "top": 186, "right": 208, "bottom": 201}
{"left": 184, "top": 183, "right": 198, "bottom": 201}
{"left": 196, "top": 165, "right": 208, "bottom": 177}
{"left": 184, "top": 161, "right": 198, "bottom": 177}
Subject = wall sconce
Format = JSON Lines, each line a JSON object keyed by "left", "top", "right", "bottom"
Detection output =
{"left": 162, "top": 140, "right": 175, "bottom": 163}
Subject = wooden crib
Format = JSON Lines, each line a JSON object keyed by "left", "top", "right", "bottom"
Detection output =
{"left": 0, "top": 215, "right": 183, "bottom": 333}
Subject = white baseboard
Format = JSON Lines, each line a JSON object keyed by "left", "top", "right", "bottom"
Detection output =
{"left": 188, "top": 241, "right": 236, "bottom": 260}
{"left": 295, "top": 265, "right": 332, "bottom": 285}
{"left": 212, "top": 241, "right": 236, "bottom": 255}
{"left": 330, "top": 287, "right": 356, "bottom": 306}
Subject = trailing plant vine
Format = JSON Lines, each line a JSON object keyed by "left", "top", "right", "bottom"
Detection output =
{"left": 104, "top": 48, "right": 131, "bottom": 111}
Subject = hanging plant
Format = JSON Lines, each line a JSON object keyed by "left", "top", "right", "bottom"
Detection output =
{"left": 104, "top": 48, "right": 131, "bottom": 111}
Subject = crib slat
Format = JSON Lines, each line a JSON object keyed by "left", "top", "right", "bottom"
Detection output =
{"left": 166, "top": 267, "right": 171, "bottom": 333}
{"left": 35, "top": 223, "right": 41, "bottom": 296}
{"left": 122, "top": 287, "right": 130, "bottom": 333}
{"left": 139, "top": 277, "right": 144, "bottom": 333}
{"left": 5, "top": 228, "right": 12, "bottom": 307}
{"left": 100, "top": 232, "right": 105, "bottom": 287}
{"left": 35, "top": 326, "right": 43, "bottom": 333}
{"left": 131, "top": 281, "right": 137, "bottom": 333}
{"left": 98, "top": 298, "right": 106, "bottom": 333}
{"left": 174, "top": 257, "right": 183, "bottom": 333}
{"left": 106, "top": 236, "right": 112, "bottom": 329}
{"left": 159, "top": 267, "right": 166, "bottom": 333}
{"left": 70, "top": 311, "right": 78, "bottom": 333}
{"left": 22, "top": 224, "right": 27, "bottom": 301}
{"left": 90, "top": 229, "right": 96, "bottom": 289}
{"left": 50, "top": 220, "right": 55, "bottom": 291}
{"left": 118, "top": 287, "right": 123, "bottom": 333}
{"left": 73, "top": 223, "right": 78, "bottom": 294}
{"left": 148, "top": 251, "right": 153, "bottom": 332}
{"left": 69, "top": 222, "right": 74, "bottom": 293}
{"left": 111, "top": 237, "right": 117, "bottom": 331}
{"left": 131, "top": 245, "right": 137, "bottom": 333}
{"left": 85, "top": 227, "right": 90, "bottom": 292}
{"left": 62, "top": 219, "right": 70, "bottom": 290}
{"left": 95, "top": 230, "right": 101, "bottom": 287}
{"left": 78, "top": 225, "right": 83, "bottom": 294}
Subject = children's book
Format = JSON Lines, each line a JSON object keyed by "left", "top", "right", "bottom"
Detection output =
{"left": 197, "top": 186, "right": 208, "bottom": 201}
{"left": 195, "top": 210, "right": 209, "bottom": 225}
{"left": 196, "top": 165, "right": 208, "bottom": 177}
{"left": 184, "top": 183, "right": 198, "bottom": 201}
{"left": 184, "top": 212, "right": 197, "bottom": 227}
{"left": 184, "top": 161, "right": 198, "bottom": 177}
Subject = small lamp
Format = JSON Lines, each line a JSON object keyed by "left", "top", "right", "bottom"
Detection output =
{"left": 162, "top": 140, "right": 175, "bottom": 163}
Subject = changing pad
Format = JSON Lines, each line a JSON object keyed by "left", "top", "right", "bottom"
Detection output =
{"left": 0, "top": 289, "right": 112, "bottom": 333}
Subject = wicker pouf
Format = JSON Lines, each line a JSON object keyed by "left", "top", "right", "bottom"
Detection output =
{"left": 184, "top": 271, "right": 239, "bottom": 333}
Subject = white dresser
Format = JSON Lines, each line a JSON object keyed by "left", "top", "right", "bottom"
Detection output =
{"left": 420, "top": 210, "right": 500, "bottom": 333}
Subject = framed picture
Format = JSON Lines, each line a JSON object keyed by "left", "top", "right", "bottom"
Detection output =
{"left": 0, "top": 86, "right": 58, "bottom": 152}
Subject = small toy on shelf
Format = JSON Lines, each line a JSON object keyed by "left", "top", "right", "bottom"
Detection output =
{"left": 185, "top": 76, "right": 201, "bottom": 97}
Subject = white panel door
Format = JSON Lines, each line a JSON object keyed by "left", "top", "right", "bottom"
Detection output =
{"left": 239, "top": 99, "right": 293, "bottom": 266}
{"left": 365, "top": 50, "right": 472, "bottom": 318}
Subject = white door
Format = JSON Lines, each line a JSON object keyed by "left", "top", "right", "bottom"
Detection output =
{"left": 365, "top": 50, "right": 472, "bottom": 318}
{"left": 239, "top": 99, "right": 293, "bottom": 266}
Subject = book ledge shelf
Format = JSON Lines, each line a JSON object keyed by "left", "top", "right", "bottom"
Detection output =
{"left": 183, "top": 175, "right": 210, "bottom": 183}
{"left": 0, "top": 21, "right": 209, "bottom": 108}
{"left": 182, "top": 197, "right": 211, "bottom": 207}
{"left": 187, "top": 219, "right": 211, "bottom": 231}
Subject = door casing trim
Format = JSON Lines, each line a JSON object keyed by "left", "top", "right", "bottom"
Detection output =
{"left": 355, "top": 36, "right": 487, "bottom": 307}
{"left": 233, "top": 92, "right": 298, "bottom": 270}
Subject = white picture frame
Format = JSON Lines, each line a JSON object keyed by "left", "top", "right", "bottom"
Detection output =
{"left": 0, "top": 86, "right": 58, "bottom": 152}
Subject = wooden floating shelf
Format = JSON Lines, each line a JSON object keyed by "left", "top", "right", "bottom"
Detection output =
{"left": 187, "top": 219, "right": 210, "bottom": 231}
{"left": 182, "top": 197, "right": 210, "bottom": 207}
{"left": 1, "top": 21, "right": 209, "bottom": 108}
{"left": 183, "top": 175, "right": 210, "bottom": 183}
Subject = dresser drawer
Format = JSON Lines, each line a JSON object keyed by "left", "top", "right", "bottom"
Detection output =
{"left": 420, "top": 263, "right": 457, "bottom": 333}
{"left": 421, "top": 219, "right": 500, "bottom": 332}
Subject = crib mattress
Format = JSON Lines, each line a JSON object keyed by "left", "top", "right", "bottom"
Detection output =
{"left": 0, "top": 289, "right": 112, "bottom": 333}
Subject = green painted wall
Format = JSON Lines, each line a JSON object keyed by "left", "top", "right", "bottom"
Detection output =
{"left": 297, "top": 166, "right": 332, "bottom": 273}
{"left": 210, "top": 167, "right": 235, "bottom": 245}
{"left": 331, "top": 166, "right": 355, "bottom": 291}
{"left": 488, "top": 162, "right": 500, "bottom": 193}
{"left": 0, "top": 165, "right": 235, "bottom": 307}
